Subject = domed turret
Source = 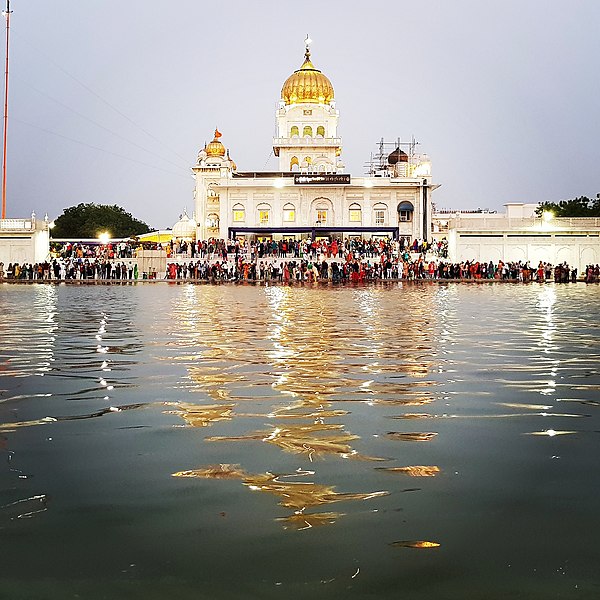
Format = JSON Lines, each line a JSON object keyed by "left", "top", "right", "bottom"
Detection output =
{"left": 205, "top": 129, "right": 226, "bottom": 157}
{"left": 388, "top": 147, "right": 408, "bottom": 165}
{"left": 172, "top": 210, "right": 196, "bottom": 240}
{"left": 281, "top": 41, "right": 334, "bottom": 105}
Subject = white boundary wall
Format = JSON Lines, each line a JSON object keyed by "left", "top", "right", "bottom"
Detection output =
{"left": 0, "top": 219, "right": 50, "bottom": 265}
{"left": 447, "top": 228, "right": 600, "bottom": 272}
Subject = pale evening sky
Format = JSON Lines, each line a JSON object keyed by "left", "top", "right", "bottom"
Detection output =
{"left": 4, "top": 0, "right": 600, "bottom": 229}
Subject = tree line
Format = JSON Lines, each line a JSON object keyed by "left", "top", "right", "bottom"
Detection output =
{"left": 535, "top": 194, "right": 600, "bottom": 218}
{"left": 51, "top": 203, "right": 151, "bottom": 238}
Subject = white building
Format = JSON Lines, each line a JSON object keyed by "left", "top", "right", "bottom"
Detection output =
{"left": 433, "top": 203, "right": 600, "bottom": 272}
{"left": 192, "top": 39, "right": 436, "bottom": 243}
{"left": 0, "top": 214, "right": 50, "bottom": 266}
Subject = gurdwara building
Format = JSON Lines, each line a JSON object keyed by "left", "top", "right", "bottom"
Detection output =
{"left": 192, "top": 39, "right": 437, "bottom": 243}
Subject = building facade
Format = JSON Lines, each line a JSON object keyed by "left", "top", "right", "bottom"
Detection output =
{"left": 0, "top": 214, "right": 50, "bottom": 265}
{"left": 192, "top": 39, "right": 436, "bottom": 243}
{"left": 433, "top": 203, "right": 600, "bottom": 272}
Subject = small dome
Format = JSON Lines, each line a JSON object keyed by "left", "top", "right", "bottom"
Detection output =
{"left": 388, "top": 147, "right": 408, "bottom": 165}
{"left": 281, "top": 47, "right": 334, "bottom": 105}
{"left": 205, "top": 128, "right": 226, "bottom": 157}
{"left": 172, "top": 211, "right": 197, "bottom": 239}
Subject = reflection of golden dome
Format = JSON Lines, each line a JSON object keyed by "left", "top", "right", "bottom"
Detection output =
{"left": 205, "top": 128, "right": 226, "bottom": 157}
{"left": 282, "top": 49, "right": 334, "bottom": 105}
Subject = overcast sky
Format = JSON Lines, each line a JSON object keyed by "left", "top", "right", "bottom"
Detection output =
{"left": 4, "top": 0, "right": 600, "bottom": 228}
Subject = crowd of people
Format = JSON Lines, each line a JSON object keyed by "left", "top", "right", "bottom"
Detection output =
{"left": 164, "top": 256, "right": 586, "bottom": 283}
{"left": 0, "top": 259, "right": 137, "bottom": 281}
{"left": 164, "top": 236, "right": 448, "bottom": 262}
{"left": 55, "top": 241, "right": 136, "bottom": 260}
{"left": 1, "top": 236, "right": 598, "bottom": 284}
{"left": 49, "top": 236, "right": 449, "bottom": 263}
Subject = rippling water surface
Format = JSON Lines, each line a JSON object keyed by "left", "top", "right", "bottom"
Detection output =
{"left": 1, "top": 282, "right": 599, "bottom": 599}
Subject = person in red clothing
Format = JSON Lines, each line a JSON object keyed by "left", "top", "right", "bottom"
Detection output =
{"left": 537, "top": 262, "right": 545, "bottom": 282}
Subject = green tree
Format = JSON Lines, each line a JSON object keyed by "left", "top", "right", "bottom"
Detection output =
{"left": 51, "top": 203, "right": 152, "bottom": 238}
{"left": 535, "top": 194, "right": 600, "bottom": 218}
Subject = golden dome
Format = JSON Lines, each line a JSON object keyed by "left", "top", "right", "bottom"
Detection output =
{"left": 281, "top": 48, "right": 334, "bottom": 105}
{"left": 205, "top": 128, "right": 226, "bottom": 157}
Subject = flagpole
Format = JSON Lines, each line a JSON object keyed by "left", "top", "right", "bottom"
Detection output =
{"left": 1, "top": 0, "right": 11, "bottom": 219}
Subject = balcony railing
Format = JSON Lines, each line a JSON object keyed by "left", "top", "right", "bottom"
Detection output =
{"left": 273, "top": 137, "right": 342, "bottom": 147}
{"left": 446, "top": 216, "right": 600, "bottom": 231}
{"left": 0, "top": 219, "right": 35, "bottom": 231}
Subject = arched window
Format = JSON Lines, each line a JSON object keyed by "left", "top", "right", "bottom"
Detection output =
{"left": 207, "top": 213, "right": 219, "bottom": 229}
{"left": 312, "top": 197, "right": 332, "bottom": 227}
{"left": 232, "top": 203, "right": 245, "bottom": 222}
{"left": 373, "top": 203, "right": 388, "bottom": 226}
{"left": 303, "top": 125, "right": 313, "bottom": 137}
{"left": 256, "top": 203, "right": 271, "bottom": 225}
{"left": 316, "top": 125, "right": 325, "bottom": 137}
{"left": 303, "top": 156, "right": 312, "bottom": 165}
{"left": 397, "top": 201, "right": 414, "bottom": 223}
{"left": 283, "top": 203, "right": 296, "bottom": 222}
{"left": 290, "top": 125, "right": 299, "bottom": 137}
{"left": 349, "top": 203, "right": 362, "bottom": 223}
{"left": 290, "top": 156, "right": 299, "bottom": 171}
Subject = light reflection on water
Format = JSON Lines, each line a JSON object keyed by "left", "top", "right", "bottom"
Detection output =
{"left": 0, "top": 282, "right": 599, "bottom": 599}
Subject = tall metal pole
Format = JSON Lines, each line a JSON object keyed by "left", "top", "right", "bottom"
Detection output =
{"left": 1, "top": 0, "right": 10, "bottom": 219}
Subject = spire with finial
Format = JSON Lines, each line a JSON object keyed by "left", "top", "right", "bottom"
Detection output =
{"left": 304, "top": 33, "right": 312, "bottom": 61}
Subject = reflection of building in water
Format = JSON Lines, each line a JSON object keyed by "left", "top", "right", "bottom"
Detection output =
{"left": 163, "top": 286, "right": 271, "bottom": 402}
{"left": 265, "top": 286, "right": 437, "bottom": 412}
{"left": 166, "top": 286, "right": 444, "bottom": 527}
{"left": 172, "top": 464, "right": 388, "bottom": 530}
{"left": 191, "top": 37, "right": 437, "bottom": 243}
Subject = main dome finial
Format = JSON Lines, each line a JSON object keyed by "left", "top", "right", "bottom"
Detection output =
{"left": 304, "top": 33, "right": 312, "bottom": 61}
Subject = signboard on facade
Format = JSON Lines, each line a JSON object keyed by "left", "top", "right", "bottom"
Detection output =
{"left": 293, "top": 174, "right": 351, "bottom": 185}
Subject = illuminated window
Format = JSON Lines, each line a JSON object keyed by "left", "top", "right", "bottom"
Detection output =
{"left": 290, "top": 125, "right": 299, "bottom": 137}
{"left": 349, "top": 203, "right": 362, "bottom": 222}
{"left": 303, "top": 156, "right": 312, "bottom": 165}
{"left": 283, "top": 203, "right": 295, "bottom": 222}
{"left": 290, "top": 156, "right": 299, "bottom": 171}
{"left": 233, "top": 209, "right": 245, "bottom": 222}
{"left": 303, "top": 125, "right": 313, "bottom": 137}
{"left": 316, "top": 125, "right": 325, "bottom": 137}
{"left": 316, "top": 209, "right": 327, "bottom": 225}
{"left": 259, "top": 210, "right": 270, "bottom": 225}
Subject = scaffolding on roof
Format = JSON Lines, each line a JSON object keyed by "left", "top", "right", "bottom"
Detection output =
{"left": 364, "top": 137, "right": 421, "bottom": 177}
